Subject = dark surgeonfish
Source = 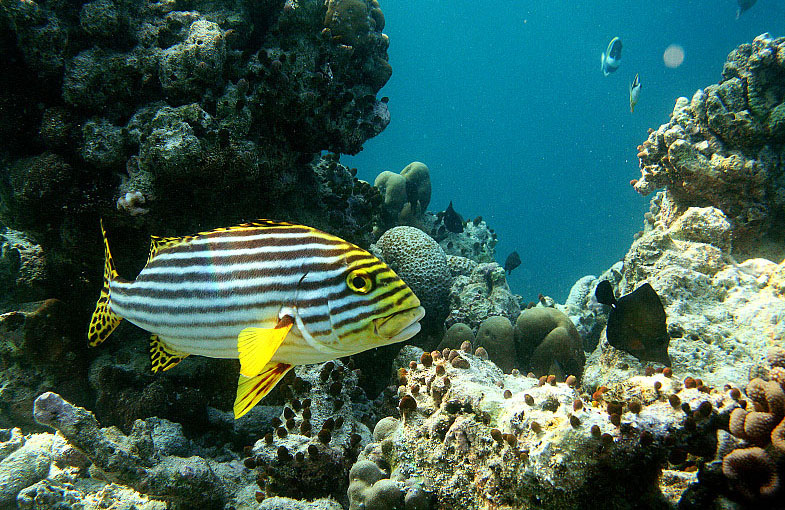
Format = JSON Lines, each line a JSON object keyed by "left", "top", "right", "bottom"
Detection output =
{"left": 595, "top": 280, "right": 671, "bottom": 366}
{"left": 601, "top": 37, "right": 622, "bottom": 76}
{"left": 736, "top": 0, "right": 756, "bottom": 19}
{"left": 443, "top": 201, "right": 464, "bottom": 233}
{"left": 504, "top": 251, "right": 521, "bottom": 274}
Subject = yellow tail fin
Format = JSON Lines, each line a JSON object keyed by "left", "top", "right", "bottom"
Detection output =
{"left": 87, "top": 220, "right": 124, "bottom": 347}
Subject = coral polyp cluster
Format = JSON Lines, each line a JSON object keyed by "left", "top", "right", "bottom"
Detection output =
{"left": 722, "top": 346, "right": 785, "bottom": 501}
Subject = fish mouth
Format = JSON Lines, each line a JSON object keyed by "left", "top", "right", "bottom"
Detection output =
{"left": 374, "top": 306, "right": 426, "bottom": 343}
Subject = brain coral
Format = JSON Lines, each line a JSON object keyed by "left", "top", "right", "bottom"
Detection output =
{"left": 373, "top": 226, "right": 451, "bottom": 327}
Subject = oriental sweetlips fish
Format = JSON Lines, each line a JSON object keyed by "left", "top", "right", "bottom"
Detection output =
{"left": 88, "top": 220, "right": 425, "bottom": 418}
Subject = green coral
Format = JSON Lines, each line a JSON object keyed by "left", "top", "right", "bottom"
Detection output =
{"left": 374, "top": 170, "right": 407, "bottom": 223}
{"left": 373, "top": 162, "right": 432, "bottom": 229}
{"left": 515, "top": 307, "right": 585, "bottom": 381}
{"left": 475, "top": 316, "right": 516, "bottom": 373}
{"left": 401, "top": 161, "right": 431, "bottom": 216}
{"left": 439, "top": 322, "right": 474, "bottom": 351}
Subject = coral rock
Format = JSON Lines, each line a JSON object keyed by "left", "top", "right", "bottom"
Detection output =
{"left": 634, "top": 33, "right": 785, "bottom": 247}
{"left": 445, "top": 263, "right": 520, "bottom": 331}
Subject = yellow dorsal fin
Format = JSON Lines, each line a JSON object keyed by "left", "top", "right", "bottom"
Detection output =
{"left": 146, "top": 220, "right": 296, "bottom": 263}
{"left": 237, "top": 315, "right": 294, "bottom": 377}
{"left": 149, "top": 335, "right": 189, "bottom": 373}
{"left": 234, "top": 363, "right": 292, "bottom": 419}
{"left": 88, "top": 220, "right": 124, "bottom": 347}
{"left": 147, "top": 235, "right": 191, "bottom": 263}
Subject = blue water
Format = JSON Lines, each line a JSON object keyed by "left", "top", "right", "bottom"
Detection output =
{"left": 347, "top": 0, "right": 785, "bottom": 302}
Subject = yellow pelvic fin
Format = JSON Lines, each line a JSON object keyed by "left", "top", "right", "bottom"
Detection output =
{"left": 149, "top": 335, "right": 189, "bottom": 373}
{"left": 88, "top": 220, "right": 123, "bottom": 347}
{"left": 237, "top": 315, "right": 293, "bottom": 378}
{"left": 234, "top": 362, "right": 292, "bottom": 419}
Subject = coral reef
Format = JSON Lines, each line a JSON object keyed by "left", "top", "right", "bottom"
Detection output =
{"left": 0, "top": 0, "right": 392, "bottom": 309}
{"left": 427, "top": 213, "right": 497, "bottom": 263}
{"left": 2, "top": 359, "right": 377, "bottom": 507}
{"left": 720, "top": 346, "right": 785, "bottom": 502}
{"left": 0, "top": 299, "right": 90, "bottom": 429}
{"left": 246, "top": 360, "right": 375, "bottom": 505}
{"left": 363, "top": 346, "right": 734, "bottom": 509}
{"left": 582, "top": 204, "right": 785, "bottom": 392}
{"left": 633, "top": 33, "right": 785, "bottom": 253}
{"left": 34, "top": 392, "right": 221, "bottom": 507}
{"left": 0, "top": 229, "right": 48, "bottom": 306}
{"left": 0, "top": 433, "right": 54, "bottom": 507}
{"left": 3, "top": 17, "right": 785, "bottom": 510}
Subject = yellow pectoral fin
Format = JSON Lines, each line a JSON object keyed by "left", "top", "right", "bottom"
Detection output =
{"left": 237, "top": 316, "right": 293, "bottom": 377}
{"left": 234, "top": 362, "right": 292, "bottom": 419}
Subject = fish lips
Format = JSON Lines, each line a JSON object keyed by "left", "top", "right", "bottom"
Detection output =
{"left": 374, "top": 306, "right": 426, "bottom": 343}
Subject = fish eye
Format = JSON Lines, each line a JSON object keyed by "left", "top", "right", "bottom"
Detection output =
{"left": 346, "top": 271, "right": 373, "bottom": 294}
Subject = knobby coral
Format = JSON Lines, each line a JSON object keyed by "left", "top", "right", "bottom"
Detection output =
{"left": 722, "top": 345, "right": 785, "bottom": 501}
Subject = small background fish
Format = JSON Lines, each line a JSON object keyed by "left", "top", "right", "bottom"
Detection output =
{"left": 442, "top": 201, "right": 464, "bottom": 233}
{"left": 504, "top": 251, "right": 521, "bottom": 274}
{"left": 630, "top": 73, "right": 642, "bottom": 113}
{"left": 736, "top": 0, "right": 757, "bottom": 18}
{"left": 601, "top": 36, "right": 622, "bottom": 76}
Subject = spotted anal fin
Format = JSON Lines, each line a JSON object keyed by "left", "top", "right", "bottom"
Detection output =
{"left": 150, "top": 335, "right": 189, "bottom": 373}
{"left": 88, "top": 220, "right": 124, "bottom": 347}
{"left": 237, "top": 315, "right": 293, "bottom": 377}
{"left": 234, "top": 362, "right": 292, "bottom": 419}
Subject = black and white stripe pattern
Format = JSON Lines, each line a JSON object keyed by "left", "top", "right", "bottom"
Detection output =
{"left": 108, "top": 222, "right": 418, "bottom": 360}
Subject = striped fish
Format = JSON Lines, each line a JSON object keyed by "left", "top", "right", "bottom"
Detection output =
{"left": 88, "top": 220, "right": 425, "bottom": 418}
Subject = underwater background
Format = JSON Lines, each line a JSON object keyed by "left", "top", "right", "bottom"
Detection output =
{"left": 348, "top": 0, "right": 785, "bottom": 301}
{"left": 3, "top": 0, "right": 785, "bottom": 508}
